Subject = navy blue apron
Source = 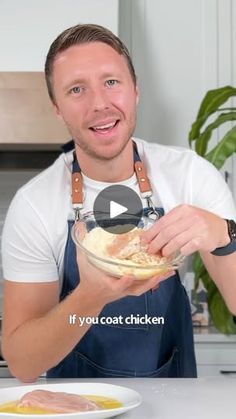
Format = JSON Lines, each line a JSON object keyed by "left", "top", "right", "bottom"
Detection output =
{"left": 47, "top": 141, "right": 197, "bottom": 378}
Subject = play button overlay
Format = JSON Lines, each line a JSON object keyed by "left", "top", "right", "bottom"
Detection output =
{"left": 110, "top": 201, "right": 128, "bottom": 219}
{"left": 93, "top": 185, "right": 143, "bottom": 234}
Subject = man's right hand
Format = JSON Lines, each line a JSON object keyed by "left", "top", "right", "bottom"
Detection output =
{"left": 76, "top": 246, "right": 174, "bottom": 308}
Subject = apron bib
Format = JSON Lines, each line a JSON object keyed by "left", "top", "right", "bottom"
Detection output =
{"left": 47, "top": 141, "right": 197, "bottom": 378}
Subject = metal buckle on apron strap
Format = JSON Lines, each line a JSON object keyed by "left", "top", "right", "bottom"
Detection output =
{"left": 145, "top": 196, "right": 161, "bottom": 220}
{"left": 134, "top": 160, "right": 161, "bottom": 220}
{"left": 73, "top": 204, "right": 83, "bottom": 222}
{"left": 72, "top": 171, "right": 83, "bottom": 221}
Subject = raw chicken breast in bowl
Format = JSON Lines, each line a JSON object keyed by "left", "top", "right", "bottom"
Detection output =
{"left": 71, "top": 212, "right": 185, "bottom": 280}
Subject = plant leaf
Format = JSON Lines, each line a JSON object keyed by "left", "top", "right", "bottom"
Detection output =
{"left": 193, "top": 253, "right": 202, "bottom": 290}
{"left": 189, "top": 114, "right": 209, "bottom": 146}
{"left": 195, "top": 112, "right": 236, "bottom": 156}
{"left": 208, "top": 290, "right": 236, "bottom": 334}
{"left": 197, "top": 269, "right": 236, "bottom": 334}
{"left": 188, "top": 85, "right": 236, "bottom": 334}
{"left": 205, "top": 126, "right": 236, "bottom": 169}
{"left": 218, "top": 107, "right": 236, "bottom": 112}
{"left": 189, "top": 86, "right": 236, "bottom": 146}
{"left": 193, "top": 253, "right": 212, "bottom": 292}
{"left": 193, "top": 253, "right": 204, "bottom": 279}
{"left": 197, "top": 86, "right": 236, "bottom": 119}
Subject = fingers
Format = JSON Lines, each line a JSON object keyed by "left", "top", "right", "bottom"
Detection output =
{"left": 179, "top": 238, "right": 202, "bottom": 256}
{"left": 150, "top": 270, "right": 175, "bottom": 291}
{"left": 74, "top": 221, "right": 86, "bottom": 240}
{"left": 124, "top": 270, "right": 175, "bottom": 296}
{"left": 158, "top": 225, "right": 203, "bottom": 257}
{"left": 105, "top": 275, "right": 136, "bottom": 292}
{"left": 141, "top": 204, "right": 216, "bottom": 257}
{"left": 75, "top": 222, "right": 87, "bottom": 264}
{"left": 142, "top": 205, "right": 185, "bottom": 243}
{"left": 151, "top": 283, "right": 160, "bottom": 292}
{"left": 145, "top": 217, "right": 194, "bottom": 255}
{"left": 76, "top": 244, "right": 89, "bottom": 268}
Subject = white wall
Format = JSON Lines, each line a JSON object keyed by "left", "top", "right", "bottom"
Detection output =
{"left": 119, "top": 0, "right": 236, "bottom": 196}
{"left": 119, "top": 0, "right": 234, "bottom": 146}
{"left": 0, "top": 0, "right": 119, "bottom": 71}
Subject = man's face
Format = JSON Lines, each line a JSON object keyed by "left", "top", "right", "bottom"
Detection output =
{"left": 52, "top": 42, "right": 139, "bottom": 160}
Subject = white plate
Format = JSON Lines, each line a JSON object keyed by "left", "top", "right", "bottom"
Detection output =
{"left": 0, "top": 382, "right": 142, "bottom": 418}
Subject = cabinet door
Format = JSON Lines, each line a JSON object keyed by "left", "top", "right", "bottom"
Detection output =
{"left": 0, "top": 0, "right": 119, "bottom": 144}
{"left": 197, "top": 365, "right": 236, "bottom": 377}
{"left": 0, "top": 72, "right": 69, "bottom": 144}
{"left": 195, "top": 342, "right": 236, "bottom": 377}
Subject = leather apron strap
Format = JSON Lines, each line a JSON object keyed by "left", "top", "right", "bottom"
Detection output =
{"left": 70, "top": 140, "right": 159, "bottom": 220}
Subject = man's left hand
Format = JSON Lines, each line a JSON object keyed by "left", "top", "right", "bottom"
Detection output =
{"left": 142, "top": 204, "right": 230, "bottom": 257}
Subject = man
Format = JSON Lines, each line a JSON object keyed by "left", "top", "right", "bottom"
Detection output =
{"left": 1, "top": 24, "right": 236, "bottom": 382}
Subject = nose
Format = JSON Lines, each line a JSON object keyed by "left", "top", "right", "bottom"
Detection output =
{"left": 90, "top": 86, "right": 110, "bottom": 112}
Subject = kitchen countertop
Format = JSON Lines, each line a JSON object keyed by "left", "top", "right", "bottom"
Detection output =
{"left": 0, "top": 377, "right": 235, "bottom": 418}
{"left": 194, "top": 326, "right": 236, "bottom": 343}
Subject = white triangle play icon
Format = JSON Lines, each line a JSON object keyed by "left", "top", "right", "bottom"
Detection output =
{"left": 110, "top": 201, "right": 128, "bottom": 219}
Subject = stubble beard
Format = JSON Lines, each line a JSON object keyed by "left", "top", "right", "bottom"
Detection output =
{"left": 75, "top": 135, "right": 131, "bottom": 161}
{"left": 69, "top": 119, "right": 136, "bottom": 162}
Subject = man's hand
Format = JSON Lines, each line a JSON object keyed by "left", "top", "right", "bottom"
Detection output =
{"left": 142, "top": 204, "right": 230, "bottom": 257}
{"left": 76, "top": 247, "right": 174, "bottom": 307}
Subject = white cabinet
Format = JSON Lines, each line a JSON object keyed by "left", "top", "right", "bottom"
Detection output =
{"left": 194, "top": 333, "right": 236, "bottom": 377}
{"left": 0, "top": 0, "right": 119, "bottom": 71}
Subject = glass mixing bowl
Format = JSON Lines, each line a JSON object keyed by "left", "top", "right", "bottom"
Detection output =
{"left": 71, "top": 211, "right": 185, "bottom": 280}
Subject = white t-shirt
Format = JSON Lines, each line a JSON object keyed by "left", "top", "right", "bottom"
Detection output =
{"left": 2, "top": 138, "right": 236, "bottom": 284}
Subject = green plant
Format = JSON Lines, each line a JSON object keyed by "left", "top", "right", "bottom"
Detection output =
{"left": 189, "top": 85, "right": 236, "bottom": 334}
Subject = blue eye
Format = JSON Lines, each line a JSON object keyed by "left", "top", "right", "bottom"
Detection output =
{"left": 106, "top": 79, "right": 118, "bottom": 86}
{"left": 70, "top": 86, "right": 81, "bottom": 94}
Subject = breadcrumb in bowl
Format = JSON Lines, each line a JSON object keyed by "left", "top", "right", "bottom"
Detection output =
{"left": 71, "top": 212, "right": 185, "bottom": 280}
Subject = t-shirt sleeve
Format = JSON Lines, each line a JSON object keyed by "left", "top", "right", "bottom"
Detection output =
{"left": 190, "top": 153, "right": 236, "bottom": 219}
{"left": 1, "top": 190, "right": 59, "bottom": 282}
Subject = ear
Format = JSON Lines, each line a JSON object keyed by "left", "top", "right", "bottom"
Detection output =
{"left": 53, "top": 103, "right": 63, "bottom": 121}
{"left": 135, "top": 84, "right": 140, "bottom": 106}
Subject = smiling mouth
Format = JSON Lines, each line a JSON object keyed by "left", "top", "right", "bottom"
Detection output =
{"left": 89, "top": 120, "right": 119, "bottom": 134}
